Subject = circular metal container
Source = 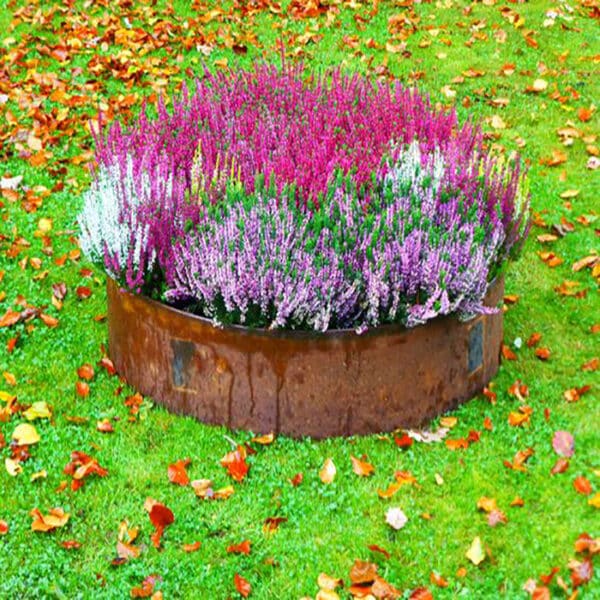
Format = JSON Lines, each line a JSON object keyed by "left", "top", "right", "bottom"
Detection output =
{"left": 107, "top": 277, "right": 504, "bottom": 438}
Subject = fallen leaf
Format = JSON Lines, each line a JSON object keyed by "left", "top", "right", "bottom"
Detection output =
{"left": 234, "top": 573, "right": 251, "bottom": 597}
{"left": 144, "top": 498, "right": 175, "bottom": 549}
{"left": 30, "top": 507, "right": 70, "bottom": 532}
{"left": 552, "top": 431, "right": 575, "bottom": 457}
{"left": 227, "top": 540, "right": 251, "bottom": 555}
{"left": 0, "top": 520, "right": 8, "bottom": 535}
{"left": 385, "top": 507, "right": 408, "bottom": 530}
{"left": 168, "top": 458, "right": 191, "bottom": 486}
{"left": 466, "top": 536, "right": 486, "bottom": 566}
{"left": 182, "top": 541, "right": 201, "bottom": 553}
{"left": 351, "top": 455, "right": 375, "bottom": 477}
{"left": 573, "top": 476, "right": 592, "bottom": 496}
{"left": 319, "top": 458, "right": 336, "bottom": 484}
{"left": 221, "top": 446, "right": 249, "bottom": 482}
{"left": 12, "top": 423, "right": 40, "bottom": 445}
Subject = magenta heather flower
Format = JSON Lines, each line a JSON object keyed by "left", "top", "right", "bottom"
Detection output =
{"left": 79, "top": 63, "right": 530, "bottom": 331}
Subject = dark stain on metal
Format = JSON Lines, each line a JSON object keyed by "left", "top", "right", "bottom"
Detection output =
{"left": 107, "top": 276, "right": 504, "bottom": 438}
{"left": 468, "top": 319, "right": 484, "bottom": 374}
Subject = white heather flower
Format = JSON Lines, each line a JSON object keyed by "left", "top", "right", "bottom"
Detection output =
{"left": 78, "top": 159, "right": 168, "bottom": 279}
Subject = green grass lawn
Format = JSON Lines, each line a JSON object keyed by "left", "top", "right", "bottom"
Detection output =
{"left": 0, "top": 0, "right": 598, "bottom": 597}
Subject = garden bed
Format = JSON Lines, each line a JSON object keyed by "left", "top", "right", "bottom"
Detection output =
{"left": 107, "top": 276, "right": 504, "bottom": 438}
{"left": 80, "top": 63, "right": 528, "bottom": 437}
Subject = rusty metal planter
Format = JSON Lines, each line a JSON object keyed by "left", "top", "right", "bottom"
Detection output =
{"left": 107, "top": 276, "right": 504, "bottom": 438}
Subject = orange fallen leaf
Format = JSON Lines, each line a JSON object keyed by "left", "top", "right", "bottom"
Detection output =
{"left": 77, "top": 364, "right": 94, "bottom": 380}
{"left": 234, "top": 573, "right": 251, "bottom": 597}
{"left": 351, "top": 455, "right": 375, "bottom": 477}
{"left": 182, "top": 541, "right": 201, "bottom": 553}
{"left": 221, "top": 446, "right": 249, "bottom": 482}
{"left": 168, "top": 458, "right": 191, "bottom": 486}
{"left": 503, "top": 448, "right": 534, "bottom": 472}
{"left": 30, "top": 507, "right": 70, "bottom": 532}
{"left": 227, "top": 540, "right": 251, "bottom": 555}
{"left": 573, "top": 476, "right": 592, "bottom": 496}
{"left": 502, "top": 344, "right": 517, "bottom": 360}
{"left": 75, "top": 381, "right": 89, "bottom": 398}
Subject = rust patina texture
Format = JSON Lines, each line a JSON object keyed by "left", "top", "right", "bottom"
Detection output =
{"left": 107, "top": 277, "right": 504, "bottom": 438}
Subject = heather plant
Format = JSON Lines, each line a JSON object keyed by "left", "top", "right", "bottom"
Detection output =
{"left": 78, "top": 63, "right": 530, "bottom": 331}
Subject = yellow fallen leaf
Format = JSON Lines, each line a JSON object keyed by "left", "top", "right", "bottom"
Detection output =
{"left": 37, "top": 218, "right": 52, "bottom": 233}
{"left": 466, "top": 536, "right": 486, "bottom": 566}
{"left": 440, "top": 416, "right": 458, "bottom": 428}
{"left": 5, "top": 457, "right": 22, "bottom": 477}
{"left": 317, "top": 572, "right": 343, "bottom": 591}
{"left": 319, "top": 458, "right": 336, "bottom": 484}
{"left": 30, "top": 469, "right": 47, "bottom": 482}
{"left": 559, "top": 189, "right": 580, "bottom": 199}
{"left": 476, "top": 497, "right": 498, "bottom": 513}
{"left": 0, "top": 391, "right": 16, "bottom": 403}
{"left": 588, "top": 492, "right": 600, "bottom": 509}
{"left": 12, "top": 423, "right": 41, "bottom": 445}
{"left": 23, "top": 401, "right": 52, "bottom": 421}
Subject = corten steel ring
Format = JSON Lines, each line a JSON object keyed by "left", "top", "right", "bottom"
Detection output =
{"left": 107, "top": 276, "right": 504, "bottom": 438}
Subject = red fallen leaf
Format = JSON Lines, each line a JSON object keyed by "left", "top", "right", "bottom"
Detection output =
{"left": 227, "top": 540, "right": 251, "bottom": 555}
{"left": 289, "top": 472, "right": 303, "bottom": 486}
{"left": 527, "top": 332, "right": 542, "bottom": 347}
{"left": 168, "top": 458, "right": 191, "bottom": 486}
{"left": 467, "top": 430, "right": 481, "bottom": 443}
{"left": 535, "top": 347, "right": 551, "bottom": 361}
{"left": 544, "top": 408, "right": 551, "bottom": 421}
{"left": 394, "top": 432, "right": 413, "bottom": 448}
{"left": 574, "top": 476, "right": 592, "bottom": 496}
{"left": 570, "top": 558, "right": 593, "bottom": 588}
{"left": 98, "top": 357, "right": 116, "bottom": 376}
{"left": 234, "top": 573, "right": 251, "bottom": 598}
{"left": 539, "top": 566, "right": 560, "bottom": 586}
{"left": 77, "top": 364, "right": 94, "bottom": 380}
{"left": 75, "top": 381, "right": 89, "bottom": 398}
{"left": 351, "top": 455, "right": 375, "bottom": 477}
{"left": 80, "top": 268, "right": 93, "bottom": 277}
{"left": 76, "top": 286, "right": 92, "bottom": 300}
{"left": 552, "top": 431, "right": 574, "bottom": 457}
{"left": 144, "top": 499, "right": 175, "bottom": 549}
{"left": 7, "top": 335, "right": 19, "bottom": 353}
{"left": 551, "top": 458, "right": 569, "bottom": 475}
{"left": 502, "top": 344, "right": 517, "bottom": 360}
{"left": 220, "top": 446, "right": 249, "bottom": 482}
{"left": 430, "top": 571, "right": 449, "bottom": 587}
{"left": 263, "top": 516, "right": 287, "bottom": 533}
{"left": 61, "top": 540, "right": 81, "bottom": 550}
{"left": 63, "top": 451, "right": 108, "bottom": 491}
{"left": 0, "top": 520, "right": 8, "bottom": 535}
{"left": 131, "top": 574, "right": 161, "bottom": 598}
{"left": 409, "top": 588, "right": 434, "bottom": 600}
{"left": 182, "top": 541, "right": 201, "bottom": 553}
{"left": 367, "top": 544, "right": 391, "bottom": 559}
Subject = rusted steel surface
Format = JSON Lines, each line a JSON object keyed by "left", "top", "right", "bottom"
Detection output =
{"left": 107, "top": 277, "right": 504, "bottom": 438}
